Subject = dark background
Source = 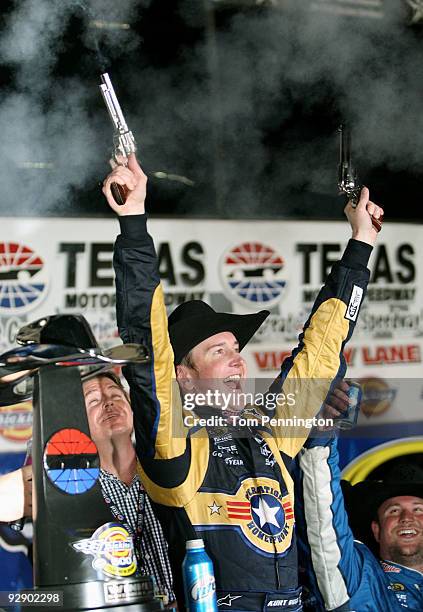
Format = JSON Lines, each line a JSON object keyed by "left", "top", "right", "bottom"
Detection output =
{"left": 0, "top": 0, "right": 422, "bottom": 221}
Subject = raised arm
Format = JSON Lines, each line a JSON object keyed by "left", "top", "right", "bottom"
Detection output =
{"left": 268, "top": 188, "right": 383, "bottom": 457}
{"left": 299, "top": 437, "right": 364, "bottom": 610}
{"left": 103, "top": 155, "right": 188, "bottom": 463}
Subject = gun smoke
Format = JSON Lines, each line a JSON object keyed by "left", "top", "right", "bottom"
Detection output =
{"left": 0, "top": 0, "right": 422, "bottom": 216}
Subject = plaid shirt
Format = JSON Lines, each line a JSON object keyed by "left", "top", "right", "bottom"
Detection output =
{"left": 99, "top": 469, "right": 174, "bottom": 603}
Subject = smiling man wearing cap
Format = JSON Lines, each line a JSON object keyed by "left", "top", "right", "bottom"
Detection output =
{"left": 299, "top": 400, "right": 423, "bottom": 611}
{"left": 103, "top": 154, "right": 383, "bottom": 612}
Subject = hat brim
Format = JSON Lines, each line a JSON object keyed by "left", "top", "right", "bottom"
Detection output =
{"left": 170, "top": 310, "right": 269, "bottom": 365}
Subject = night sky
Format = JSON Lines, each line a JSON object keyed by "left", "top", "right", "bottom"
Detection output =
{"left": 0, "top": 0, "right": 422, "bottom": 222}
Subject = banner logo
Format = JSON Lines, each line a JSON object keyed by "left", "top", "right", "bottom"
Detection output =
{"left": 360, "top": 378, "right": 396, "bottom": 417}
{"left": 220, "top": 242, "right": 286, "bottom": 308}
{"left": 0, "top": 243, "right": 48, "bottom": 314}
{"left": 0, "top": 402, "right": 32, "bottom": 442}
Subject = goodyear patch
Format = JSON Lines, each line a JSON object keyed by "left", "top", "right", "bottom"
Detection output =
{"left": 389, "top": 583, "right": 405, "bottom": 592}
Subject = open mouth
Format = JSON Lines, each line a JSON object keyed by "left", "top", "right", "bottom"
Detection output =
{"left": 223, "top": 374, "right": 242, "bottom": 390}
{"left": 397, "top": 528, "right": 418, "bottom": 539}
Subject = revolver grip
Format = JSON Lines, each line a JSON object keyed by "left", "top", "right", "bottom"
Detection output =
{"left": 111, "top": 182, "right": 129, "bottom": 206}
{"left": 371, "top": 213, "right": 383, "bottom": 233}
{"left": 350, "top": 190, "right": 383, "bottom": 233}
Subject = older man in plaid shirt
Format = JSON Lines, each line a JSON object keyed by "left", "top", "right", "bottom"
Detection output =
{"left": 2, "top": 371, "right": 175, "bottom": 608}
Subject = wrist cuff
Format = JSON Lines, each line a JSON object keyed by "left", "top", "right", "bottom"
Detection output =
{"left": 342, "top": 239, "right": 372, "bottom": 269}
{"left": 118, "top": 214, "right": 147, "bottom": 240}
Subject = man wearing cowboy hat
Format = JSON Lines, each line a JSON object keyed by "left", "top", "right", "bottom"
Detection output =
{"left": 299, "top": 385, "right": 423, "bottom": 611}
{"left": 102, "top": 153, "right": 383, "bottom": 611}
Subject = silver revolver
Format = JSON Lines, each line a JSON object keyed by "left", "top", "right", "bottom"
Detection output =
{"left": 338, "top": 124, "right": 361, "bottom": 206}
{"left": 337, "top": 124, "right": 383, "bottom": 232}
{"left": 100, "top": 73, "right": 136, "bottom": 206}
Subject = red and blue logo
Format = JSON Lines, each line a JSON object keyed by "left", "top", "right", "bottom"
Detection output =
{"left": 220, "top": 242, "right": 287, "bottom": 308}
{"left": 43, "top": 428, "right": 99, "bottom": 495}
{"left": 0, "top": 243, "right": 48, "bottom": 314}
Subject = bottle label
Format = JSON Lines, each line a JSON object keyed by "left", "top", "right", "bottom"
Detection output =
{"left": 189, "top": 574, "right": 216, "bottom": 602}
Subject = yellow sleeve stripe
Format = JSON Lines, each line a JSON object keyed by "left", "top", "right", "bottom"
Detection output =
{"left": 150, "top": 285, "right": 189, "bottom": 459}
{"left": 275, "top": 298, "right": 350, "bottom": 457}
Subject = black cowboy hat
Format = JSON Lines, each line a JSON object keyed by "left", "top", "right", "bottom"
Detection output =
{"left": 343, "top": 462, "right": 423, "bottom": 548}
{"left": 168, "top": 300, "right": 270, "bottom": 365}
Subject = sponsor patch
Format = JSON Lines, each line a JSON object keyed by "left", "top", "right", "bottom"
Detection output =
{"left": 217, "top": 594, "right": 242, "bottom": 607}
{"left": 345, "top": 285, "right": 363, "bottom": 321}
{"left": 389, "top": 583, "right": 405, "bottom": 591}
{"left": 381, "top": 561, "right": 401, "bottom": 574}
{"left": 192, "top": 477, "right": 295, "bottom": 556}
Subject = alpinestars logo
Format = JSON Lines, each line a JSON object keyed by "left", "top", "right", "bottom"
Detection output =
{"left": 0, "top": 243, "right": 48, "bottom": 314}
{"left": 220, "top": 242, "right": 287, "bottom": 309}
{"left": 345, "top": 285, "right": 363, "bottom": 322}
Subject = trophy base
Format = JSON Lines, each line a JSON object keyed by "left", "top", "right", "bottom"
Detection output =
{"left": 23, "top": 577, "right": 164, "bottom": 611}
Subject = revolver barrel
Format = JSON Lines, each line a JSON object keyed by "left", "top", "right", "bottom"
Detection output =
{"left": 338, "top": 124, "right": 360, "bottom": 206}
{"left": 337, "top": 123, "right": 383, "bottom": 232}
{"left": 100, "top": 73, "right": 128, "bottom": 131}
{"left": 100, "top": 73, "right": 136, "bottom": 205}
{"left": 100, "top": 73, "right": 136, "bottom": 159}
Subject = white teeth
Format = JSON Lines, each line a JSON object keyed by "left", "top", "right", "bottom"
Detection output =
{"left": 224, "top": 374, "right": 241, "bottom": 383}
{"left": 399, "top": 529, "right": 417, "bottom": 535}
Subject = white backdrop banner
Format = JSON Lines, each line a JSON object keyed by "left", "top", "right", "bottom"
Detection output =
{"left": 1, "top": 217, "right": 422, "bottom": 451}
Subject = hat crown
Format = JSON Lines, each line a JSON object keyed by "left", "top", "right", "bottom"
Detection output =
{"left": 168, "top": 300, "right": 214, "bottom": 327}
{"left": 167, "top": 299, "right": 269, "bottom": 365}
{"left": 384, "top": 462, "right": 423, "bottom": 485}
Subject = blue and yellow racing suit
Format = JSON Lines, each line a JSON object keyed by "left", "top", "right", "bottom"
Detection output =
{"left": 113, "top": 214, "right": 372, "bottom": 611}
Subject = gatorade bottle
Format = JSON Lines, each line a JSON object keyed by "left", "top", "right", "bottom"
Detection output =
{"left": 182, "top": 539, "right": 218, "bottom": 611}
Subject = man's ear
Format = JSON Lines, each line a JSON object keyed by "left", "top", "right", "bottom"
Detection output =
{"left": 176, "top": 364, "right": 196, "bottom": 392}
{"left": 371, "top": 519, "right": 380, "bottom": 543}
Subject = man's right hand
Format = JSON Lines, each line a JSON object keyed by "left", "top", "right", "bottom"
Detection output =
{"left": 344, "top": 186, "right": 384, "bottom": 247}
{"left": 102, "top": 153, "right": 147, "bottom": 216}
